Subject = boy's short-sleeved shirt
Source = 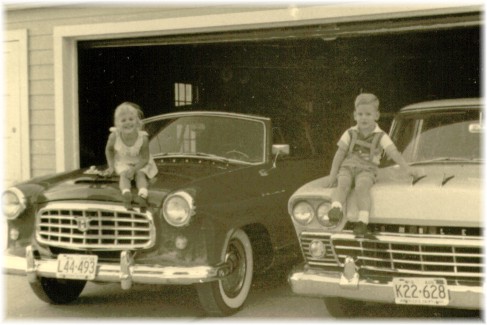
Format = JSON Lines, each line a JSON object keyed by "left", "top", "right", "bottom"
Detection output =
{"left": 337, "top": 124, "right": 395, "bottom": 166}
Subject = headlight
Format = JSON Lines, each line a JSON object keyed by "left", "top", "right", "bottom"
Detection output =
{"left": 2, "top": 188, "right": 27, "bottom": 220}
{"left": 317, "top": 202, "right": 337, "bottom": 227}
{"left": 292, "top": 201, "right": 314, "bottom": 225}
{"left": 162, "top": 191, "right": 195, "bottom": 227}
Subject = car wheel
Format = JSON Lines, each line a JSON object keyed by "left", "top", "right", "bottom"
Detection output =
{"left": 29, "top": 277, "right": 86, "bottom": 304}
{"left": 323, "top": 297, "right": 366, "bottom": 318}
{"left": 196, "top": 229, "right": 253, "bottom": 316}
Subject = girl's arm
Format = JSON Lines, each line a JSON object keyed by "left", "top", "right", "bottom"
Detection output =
{"left": 104, "top": 133, "right": 116, "bottom": 175}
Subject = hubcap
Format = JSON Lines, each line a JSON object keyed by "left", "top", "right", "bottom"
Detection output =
{"left": 221, "top": 239, "right": 246, "bottom": 298}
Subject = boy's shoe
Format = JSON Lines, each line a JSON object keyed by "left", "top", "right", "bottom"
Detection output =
{"left": 122, "top": 192, "right": 133, "bottom": 210}
{"left": 353, "top": 221, "right": 368, "bottom": 237}
{"left": 328, "top": 207, "right": 343, "bottom": 223}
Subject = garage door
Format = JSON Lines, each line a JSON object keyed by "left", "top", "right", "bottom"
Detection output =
{"left": 76, "top": 9, "right": 481, "bottom": 167}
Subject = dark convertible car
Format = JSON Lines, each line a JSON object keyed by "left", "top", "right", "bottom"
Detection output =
{"left": 2, "top": 111, "right": 323, "bottom": 316}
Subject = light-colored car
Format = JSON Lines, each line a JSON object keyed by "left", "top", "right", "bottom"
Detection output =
{"left": 287, "top": 98, "right": 483, "bottom": 317}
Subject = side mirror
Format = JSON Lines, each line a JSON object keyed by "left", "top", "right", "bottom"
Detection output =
{"left": 272, "top": 144, "right": 290, "bottom": 156}
{"left": 469, "top": 123, "right": 484, "bottom": 133}
{"left": 260, "top": 144, "right": 290, "bottom": 176}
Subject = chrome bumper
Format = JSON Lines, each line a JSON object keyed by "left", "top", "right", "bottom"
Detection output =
{"left": 26, "top": 245, "right": 227, "bottom": 289}
{"left": 288, "top": 263, "right": 483, "bottom": 310}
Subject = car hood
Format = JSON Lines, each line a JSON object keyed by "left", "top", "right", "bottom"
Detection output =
{"left": 36, "top": 161, "right": 242, "bottom": 203}
{"left": 291, "top": 163, "right": 482, "bottom": 227}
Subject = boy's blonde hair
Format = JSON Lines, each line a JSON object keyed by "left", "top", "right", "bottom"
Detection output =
{"left": 114, "top": 102, "right": 143, "bottom": 130}
{"left": 355, "top": 93, "right": 379, "bottom": 111}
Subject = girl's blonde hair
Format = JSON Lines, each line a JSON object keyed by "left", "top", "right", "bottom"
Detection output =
{"left": 114, "top": 102, "right": 143, "bottom": 130}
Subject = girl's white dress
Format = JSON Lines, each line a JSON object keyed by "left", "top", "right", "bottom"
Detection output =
{"left": 111, "top": 127, "right": 158, "bottom": 179}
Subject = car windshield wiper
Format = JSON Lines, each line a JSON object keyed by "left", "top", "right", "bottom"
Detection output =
{"left": 410, "top": 157, "right": 479, "bottom": 165}
{"left": 193, "top": 152, "right": 230, "bottom": 163}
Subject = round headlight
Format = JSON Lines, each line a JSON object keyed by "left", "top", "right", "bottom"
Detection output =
{"left": 309, "top": 239, "right": 326, "bottom": 258}
{"left": 317, "top": 202, "right": 336, "bottom": 227}
{"left": 292, "top": 201, "right": 314, "bottom": 225}
{"left": 162, "top": 191, "right": 195, "bottom": 227}
{"left": 2, "top": 188, "right": 26, "bottom": 220}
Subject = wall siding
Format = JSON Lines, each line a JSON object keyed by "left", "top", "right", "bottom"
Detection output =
{"left": 30, "top": 125, "right": 55, "bottom": 140}
{"left": 31, "top": 140, "right": 55, "bottom": 155}
{"left": 30, "top": 65, "right": 53, "bottom": 81}
{"left": 31, "top": 95, "right": 54, "bottom": 110}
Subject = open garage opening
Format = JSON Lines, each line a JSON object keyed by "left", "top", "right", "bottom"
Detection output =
{"left": 77, "top": 25, "right": 480, "bottom": 168}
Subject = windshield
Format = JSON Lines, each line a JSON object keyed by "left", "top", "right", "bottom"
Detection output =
{"left": 391, "top": 109, "right": 481, "bottom": 163}
{"left": 144, "top": 115, "right": 266, "bottom": 164}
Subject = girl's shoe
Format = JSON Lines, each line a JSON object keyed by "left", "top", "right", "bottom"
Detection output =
{"left": 136, "top": 188, "right": 149, "bottom": 212}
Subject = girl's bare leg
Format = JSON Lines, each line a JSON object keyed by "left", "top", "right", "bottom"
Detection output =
{"left": 135, "top": 171, "right": 148, "bottom": 196}
{"left": 135, "top": 171, "right": 149, "bottom": 209}
{"left": 119, "top": 171, "right": 133, "bottom": 209}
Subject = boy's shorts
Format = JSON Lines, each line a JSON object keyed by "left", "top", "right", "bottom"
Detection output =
{"left": 337, "top": 165, "right": 377, "bottom": 185}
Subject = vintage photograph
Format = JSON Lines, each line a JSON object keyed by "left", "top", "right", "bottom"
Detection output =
{"left": 2, "top": 1, "right": 483, "bottom": 320}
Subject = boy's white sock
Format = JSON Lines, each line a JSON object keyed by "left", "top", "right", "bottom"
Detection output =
{"left": 358, "top": 210, "right": 369, "bottom": 224}
{"left": 138, "top": 188, "right": 148, "bottom": 198}
{"left": 122, "top": 189, "right": 130, "bottom": 195}
{"left": 331, "top": 201, "right": 342, "bottom": 210}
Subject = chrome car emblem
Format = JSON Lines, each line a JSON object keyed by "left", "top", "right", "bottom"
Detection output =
{"left": 76, "top": 216, "right": 91, "bottom": 232}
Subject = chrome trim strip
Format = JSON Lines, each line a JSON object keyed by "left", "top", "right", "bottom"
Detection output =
{"left": 331, "top": 232, "right": 483, "bottom": 246}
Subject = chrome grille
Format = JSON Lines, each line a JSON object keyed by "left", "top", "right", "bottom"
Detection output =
{"left": 36, "top": 202, "right": 156, "bottom": 250}
{"left": 300, "top": 231, "right": 482, "bottom": 279}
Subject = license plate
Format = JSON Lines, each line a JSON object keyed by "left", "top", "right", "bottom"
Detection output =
{"left": 56, "top": 254, "right": 98, "bottom": 280}
{"left": 393, "top": 277, "right": 449, "bottom": 306}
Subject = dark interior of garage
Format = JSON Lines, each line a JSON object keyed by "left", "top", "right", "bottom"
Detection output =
{"left": 77, "top": 24, "right": 480, "bottom": 169}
